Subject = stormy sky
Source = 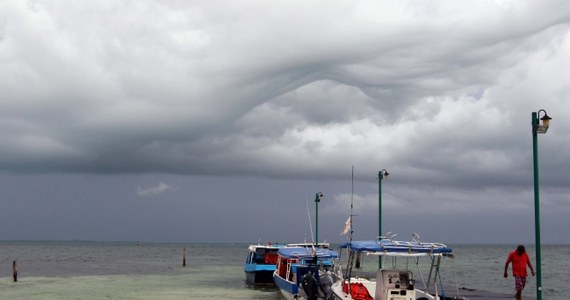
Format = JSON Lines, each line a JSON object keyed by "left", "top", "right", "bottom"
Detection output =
{"left": 1, "top": 0, "right": 569, "bottom": 244}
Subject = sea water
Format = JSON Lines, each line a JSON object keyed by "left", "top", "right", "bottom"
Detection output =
{"left": 452, "top": 244, "right": 570, "bottom": 299}
{"left": 0, "top": 242, "right": 567, "bottom": 299}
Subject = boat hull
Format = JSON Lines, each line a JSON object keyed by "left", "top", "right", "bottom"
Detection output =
{"left": 273, "top": 271, "right": 299, "bottom": 299}
{"left": 245, "top": 269, "right": 275, "bottom": 285}
{"left": 331, "top": 278, "right": 438, "bottom": 300}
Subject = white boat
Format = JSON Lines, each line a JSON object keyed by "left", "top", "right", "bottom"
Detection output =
{"left": 331, "top": 237, "right": 456, "bottom": 300}
{"left": 273, "top": 246, "right": 342, "bottom": 300}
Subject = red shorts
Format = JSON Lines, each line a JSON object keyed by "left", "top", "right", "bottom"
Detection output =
{"left": 515, "top": 276, "right": 527, "bottom": 292}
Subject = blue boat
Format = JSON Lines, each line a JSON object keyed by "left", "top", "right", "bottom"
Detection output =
{"left": 244, "top": 243, "right": 283, "bottom": 285}
{"left": 273, "top": 246, "right": 341, "bottom": 300}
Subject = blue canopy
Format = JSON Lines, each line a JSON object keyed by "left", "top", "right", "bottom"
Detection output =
{"left": 340, "top": 239, "right": 453, "bottom": 256}
{"left": 278, "top": 247, "right": 339, "bottom": 259}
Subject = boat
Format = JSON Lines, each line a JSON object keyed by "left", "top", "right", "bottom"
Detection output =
{"left": 244, "top": 242, "right": 284, "bottom": 285}
{"left": 273, "top": 246, "right": 341, "bottom": 299}
{"left": 244, "top": 241, "right": 331, "bottom": 285}
{"left": 331, "top": 236, "right": 457, "bottom": 300}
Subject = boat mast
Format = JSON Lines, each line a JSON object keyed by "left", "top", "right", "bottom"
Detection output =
{"left": 344, "top": 166, "right": 356, "bottom": 280}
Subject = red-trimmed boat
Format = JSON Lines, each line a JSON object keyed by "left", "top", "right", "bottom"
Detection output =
{"left": 273, "top": 246, "right": 341, "bottom": 299}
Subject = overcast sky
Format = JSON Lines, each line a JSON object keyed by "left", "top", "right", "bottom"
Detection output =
{"left": 1, "top": 0, "right": 569, "bottom": 245}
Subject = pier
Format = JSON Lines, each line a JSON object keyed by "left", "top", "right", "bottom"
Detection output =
{"left": 446, "top": 286, "right": 535, "bottom": 299}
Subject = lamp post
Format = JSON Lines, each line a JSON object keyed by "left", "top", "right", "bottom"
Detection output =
{"left": 315, "top": 192, "right": 323, "bottom": 247}
{"left": 378, "top": 169, "right": 389, "bottom": 269}
{"left": 532, "top": 109, "right": 551, "bottom": 300}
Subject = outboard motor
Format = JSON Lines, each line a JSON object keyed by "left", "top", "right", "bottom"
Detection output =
{"left": 320, "top": 270, "right": 334, "bottom": 300}
{"left": 300, "top": 271, "right": 318, "bottom": 300}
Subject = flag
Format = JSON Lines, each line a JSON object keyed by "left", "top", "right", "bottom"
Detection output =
{"left": 340, "top": 216, "right": 351, "bottom": 235}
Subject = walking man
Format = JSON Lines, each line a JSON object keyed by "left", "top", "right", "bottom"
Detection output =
{"left": 504, "top": 245, "right": 535, "bottom": 300}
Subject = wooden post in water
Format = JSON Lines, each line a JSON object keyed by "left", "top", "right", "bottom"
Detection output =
{"left": 182, "top": 248, "right": 187, "bottom": 267}
{"left": 12, "top": 260, "right": 17, "bottom": 282}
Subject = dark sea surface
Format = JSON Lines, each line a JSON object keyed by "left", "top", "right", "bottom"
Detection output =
{"left": 0, "top": 242, "right": 567, "bottom": 299}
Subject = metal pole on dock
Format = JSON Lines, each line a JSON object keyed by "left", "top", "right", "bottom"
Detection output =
{"left": 314, "top": 192, "right": 323, "bottom": 247}
{"left": 183, "top": 248, "right": 187, "bottom": 267}
{"left": 531, "top": 109, "right": 551, "bottom": 300}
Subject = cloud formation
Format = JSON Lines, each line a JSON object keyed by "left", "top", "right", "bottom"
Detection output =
{"left": 1, "top": 1, "right": 568, "bottom": 178}
{"left": 137, "top": 182, "right": 173, "bottom": 197}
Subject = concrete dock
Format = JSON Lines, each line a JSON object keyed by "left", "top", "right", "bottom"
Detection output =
{"left": 442, "top": 286, "right": 535, "bottom": 299}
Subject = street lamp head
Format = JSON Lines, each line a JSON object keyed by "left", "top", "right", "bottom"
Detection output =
{"left": 315, "top": 192, "right": 323, "bottom": 202}
{"left": 379, "top": 169, "right": 389, "bottom": 179}
{"left": 540, "top": 113, "right": 551, "bottom": 128}
{"left": 536, "top": 109, "right": 552, "bottom": 134}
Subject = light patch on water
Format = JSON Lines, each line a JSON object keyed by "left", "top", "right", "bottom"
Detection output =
{"left": 0, "top": 273, "right": 280, "bottom": 300}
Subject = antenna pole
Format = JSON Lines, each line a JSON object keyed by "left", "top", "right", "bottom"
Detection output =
{"left": 306, "top": 198, "right": 316, "bottom": 248}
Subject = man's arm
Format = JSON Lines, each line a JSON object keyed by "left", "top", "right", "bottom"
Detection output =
{"left": 504, "top": 253, "right": 512, "bottom": 278}
{"left": 527, "top": 258, "right": 535, "bottom": 276}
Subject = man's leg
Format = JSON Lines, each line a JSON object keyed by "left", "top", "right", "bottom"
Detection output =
{"left": 514, "top": 276, "right": 526, "bottom": 300}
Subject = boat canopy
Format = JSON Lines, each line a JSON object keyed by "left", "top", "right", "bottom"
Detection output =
{"left": 340, "top": 239, "right": 453, "bottom": 257}
{"left": 278, "top": 247, "right": 339, "bottom": 259}
{"left": 286, "top": 242, "right": 330, "bottom": 248}
{"left": 248, "top": 244, "right": 284, "bottom": 252}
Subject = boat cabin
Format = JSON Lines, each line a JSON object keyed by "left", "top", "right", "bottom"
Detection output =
{"left": 376, "top": 270, "right": 416, "bottom": 300}
{"left": 245, "top": 244, "right": 280, "bottom": 266}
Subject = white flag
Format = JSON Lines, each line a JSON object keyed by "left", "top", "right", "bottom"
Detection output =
{"left": 340, "top": 216, "right": 351, "bottom": 235}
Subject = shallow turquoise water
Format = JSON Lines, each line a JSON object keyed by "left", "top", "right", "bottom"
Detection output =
{"left": 0, "top": 242, "right": 282, "bottom": 299}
